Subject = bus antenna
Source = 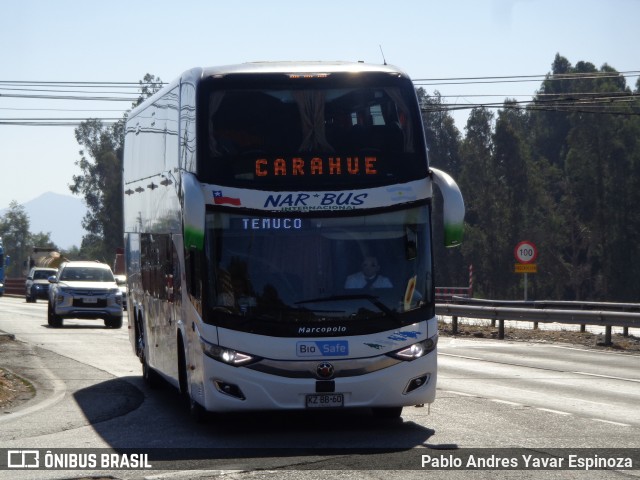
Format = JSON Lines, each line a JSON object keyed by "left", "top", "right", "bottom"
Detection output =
{"left": 379, "top": 45, "right": 387, "bottom": 65}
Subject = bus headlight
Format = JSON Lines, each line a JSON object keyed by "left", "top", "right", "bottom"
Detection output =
{"left": 200, "top": 338, "right": 259, "bottom": 366}
{"left": 388, "top": 335, "right": 438, "bottom": 361}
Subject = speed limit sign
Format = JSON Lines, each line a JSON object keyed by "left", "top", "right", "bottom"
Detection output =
{"left": 514, "top": 241, "right": 537, "bottom": 264}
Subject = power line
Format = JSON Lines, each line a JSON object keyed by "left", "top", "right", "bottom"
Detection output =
{"left": 0, "top": 80, "right": 155, "bottom": 86}
{"left": 0, "top": 93, "right": 135, "bottom": 101}
{"left": 1, "top": 72, "right": 638, "bottom": 125}
{"left": 0, "top": 107, "right": 127, "bottom": 112}
{"left": 413, "top": 70, "right": 640, "bottom": 86}
{"left": 0, "top": 87, "right": 142, "bottom": 95}
{"left": 0, "top": 121, "right": 117, "bottom": 126}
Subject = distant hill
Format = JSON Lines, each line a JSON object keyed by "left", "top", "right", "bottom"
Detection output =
{"left": 1, "top": 192, "right": 87, "bottom": 250}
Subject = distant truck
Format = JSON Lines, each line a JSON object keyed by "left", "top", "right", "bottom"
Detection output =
{"left": 27, "top": 247, "right": 68, "bottom": 271}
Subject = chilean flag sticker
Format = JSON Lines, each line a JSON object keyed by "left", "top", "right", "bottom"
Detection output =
{"left": 212, "top": 190, "right": 241, "bottom": 206}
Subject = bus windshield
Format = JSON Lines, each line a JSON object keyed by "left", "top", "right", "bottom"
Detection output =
{"left": 198, "top": 73, "right": 428, "bottom": 190}
{"left": 203, "top": 205, "right": 433, "bottom": 335}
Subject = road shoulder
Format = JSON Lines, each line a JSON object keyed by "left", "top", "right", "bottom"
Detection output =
{"left": 0, "top": 332, "right": 144, "bottom": 434}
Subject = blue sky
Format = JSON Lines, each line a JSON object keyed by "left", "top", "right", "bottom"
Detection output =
{"left": 1, "top": 0, "right": 638, "bottom": 209}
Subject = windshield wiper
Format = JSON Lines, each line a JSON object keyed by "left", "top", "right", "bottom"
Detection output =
{"left": 295, "top": 294, "right": 402, "bottom": 325}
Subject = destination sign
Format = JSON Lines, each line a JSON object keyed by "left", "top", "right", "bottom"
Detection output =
{"left": 255, "top": 156, "right": 377, "bottom": 177}
{"left": 229, "top": 217, "right": 306, "bottom": 231}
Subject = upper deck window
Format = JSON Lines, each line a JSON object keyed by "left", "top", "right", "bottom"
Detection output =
{"left": 197, "top": 72, "right": 428, "bottom": 189}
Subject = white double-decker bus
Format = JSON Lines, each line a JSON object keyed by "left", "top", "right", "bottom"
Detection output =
{"left": 123, "top": 62, "right": 464, "bottom": 419}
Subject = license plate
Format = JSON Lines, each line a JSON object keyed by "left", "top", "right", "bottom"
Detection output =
{"left": 305, "top": 393, "right": 344, "bottom": 408}
{"left": 83, "top": 297, "right": 98, "bottom": 304}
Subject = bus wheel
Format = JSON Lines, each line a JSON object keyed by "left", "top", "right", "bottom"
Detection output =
{"left": 135, "top": 317, "right": 145, "bottom": 359}
{"left": 372, "top": 406, "right": 403, "bottom": 419}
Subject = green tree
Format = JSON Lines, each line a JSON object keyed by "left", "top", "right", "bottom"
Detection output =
{"left": 134, "top": 73, "right": 164, "bottom": 108}
{"left": 537, "top": 59, "right": 639, "bottom": 300}
{"left": 418, "top": 89, "right": 463, "bottom": 177}
{"left": 30, "top": 232, "right": 57, "bottom": 251}
{"left": 422, "top": 54, "right": 640, "bottom": 301}
{"left": 0, "top": 202, "right": 31, "bottom": 276}
{"left": 519, "top": 55, "right": 640, "bottom": 301}
{"left": 70, "top": 74, "right": 162, "bottom": 262}
{"left": 417, "top": 88, "right": 467, "bottom": 286}
{"left": 530, "top": 53, "right": 574, "bottom": 168}
{"left": 0, "top": 202, "right": 60, "bottom": 277}
{"left": 71, "top": 119, "right": 124, "bottom": 262}
{"left": 457, "top": 107, "right": 501, "bottom": 297}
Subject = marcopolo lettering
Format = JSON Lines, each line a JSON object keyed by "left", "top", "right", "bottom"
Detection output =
{"left": 297, "top": 326, "right": 347, "bottom": 335}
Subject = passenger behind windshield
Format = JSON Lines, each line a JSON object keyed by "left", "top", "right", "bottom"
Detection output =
{"left": 344, "top": 256, "right": 393, "bottom": 290}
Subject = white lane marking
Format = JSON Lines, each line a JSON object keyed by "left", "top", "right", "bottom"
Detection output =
{"left": 592, "top": 419, "right": 631, "bottom": 427}
{"left": 443, "top": 352, "right": 640, "bottom": 384}
{"left": 439, "top": 353, "right": 484, "bottom": 361}
{"left": 573, "top": 371, "right": 640, "bottom": 384}
{"left": 549, "top": 344, "right": 640, "bottom": 356}
{"left": 443, "top": 389, "right": 634, "bottom": 427}
{"left": 536, "top": 408, "right": 572, "bottom": 416}
{"left": 439, "top": 389, "right": 478, "bottom": 397}
{"left": 490, "top": 399, "right": 523, "bottom": 407}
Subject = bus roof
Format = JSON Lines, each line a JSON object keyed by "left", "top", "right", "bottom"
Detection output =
{"left": 129, "top": 61, "right": 412, "bottom": 119}
{"left": 200, "top": 61, "right": 409, "bottom": 78}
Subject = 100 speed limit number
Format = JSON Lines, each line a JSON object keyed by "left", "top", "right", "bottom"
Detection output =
{"left": 514, "top": 241, "right": 537, "bottom": 264}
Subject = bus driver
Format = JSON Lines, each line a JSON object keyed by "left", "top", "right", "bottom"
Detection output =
{"left": 344, "top": 256, "right": 393, "bottom": 289}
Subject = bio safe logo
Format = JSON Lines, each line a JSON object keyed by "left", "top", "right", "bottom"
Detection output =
{"left": 296, "top": 340, "right": 349, "bottom": 357}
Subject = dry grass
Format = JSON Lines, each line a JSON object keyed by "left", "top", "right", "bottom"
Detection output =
{"left": 0, "top": 368, "right": 34, "bottom": 409}
{"left": 0, "top": 336, "right": 35, "bottom": 410}
{"left": 439, "top": 319, "right": 640, "bottom": 352}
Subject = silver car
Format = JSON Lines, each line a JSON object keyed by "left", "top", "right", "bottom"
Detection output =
{"left": 48, "top": 261, "right": 123, "bottom": 328}
{"left": 25, "top": 267, "right": 58, "bottom": 302}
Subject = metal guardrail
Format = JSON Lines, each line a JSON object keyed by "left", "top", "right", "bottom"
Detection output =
{"left": 3, "top": 277, "right": 637, "bottom": 346}
{"left": 3, "top": 278, "right": 24, "bottom": 296}
{"left": 435, "top": 287, "right": 471, "bottom": 302}
{"left": 436, "top": 297, "right": 640, "bottom": 345}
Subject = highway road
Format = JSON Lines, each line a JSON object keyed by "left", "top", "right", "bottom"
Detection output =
{"left": 0, "top": 295, "right": 638, "bottom": 479}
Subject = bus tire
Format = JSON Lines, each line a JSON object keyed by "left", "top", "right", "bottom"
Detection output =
{"left": 372, "top": 406, "right": 403, "bottom": 419}
{"left": 134, "top": 313, "right": 145, "bottom": 359}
